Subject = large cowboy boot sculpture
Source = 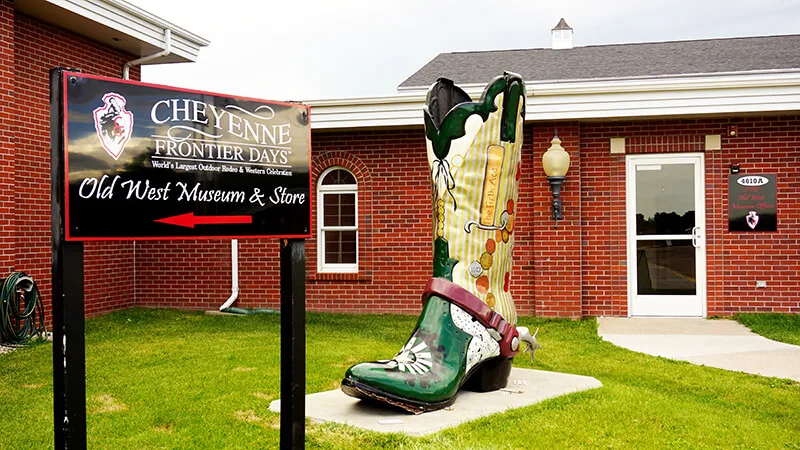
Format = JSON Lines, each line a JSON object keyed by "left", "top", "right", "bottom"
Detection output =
{"left": 341, "top": 73, "right": 539, "bottom": 414}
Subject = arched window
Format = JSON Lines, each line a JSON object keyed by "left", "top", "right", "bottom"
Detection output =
{"left": 317, "top": 167, "right": 358, "bottom": 272}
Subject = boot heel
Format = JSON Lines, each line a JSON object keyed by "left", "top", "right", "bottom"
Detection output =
{"left": 463, "top": 357, "right": 512, "bottom": 392}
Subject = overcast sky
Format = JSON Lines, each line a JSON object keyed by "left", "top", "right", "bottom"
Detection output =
{"left": 128, "top": 0, "right": 800, "bottom": 102}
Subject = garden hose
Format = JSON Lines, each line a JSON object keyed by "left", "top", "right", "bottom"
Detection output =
{"left": 0, "top": 272, "right": 47, "bottom": 344}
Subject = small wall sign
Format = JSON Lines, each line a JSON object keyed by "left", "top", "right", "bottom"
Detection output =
{"left": 63, "top": 73, "right": 311, "bottom": 240}
{"left": 728, "top": 174, "right": 777, "bottom": 232}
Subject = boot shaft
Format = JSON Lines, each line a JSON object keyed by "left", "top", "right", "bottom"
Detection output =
{"left": 424, "top": 73, "right": 525, "bottom": 325}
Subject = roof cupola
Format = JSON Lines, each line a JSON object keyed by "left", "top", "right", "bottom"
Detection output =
{"left": 551, "top": 18, "right": 573, "bottom": 49}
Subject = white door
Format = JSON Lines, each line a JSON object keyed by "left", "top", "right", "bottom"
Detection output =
{"left": 627, "top": 154, "right": 706, "bottom": 317}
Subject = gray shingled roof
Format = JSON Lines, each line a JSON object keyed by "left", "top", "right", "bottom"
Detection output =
{"left": 398, "top": 35, "right": 800, "bottom": 89}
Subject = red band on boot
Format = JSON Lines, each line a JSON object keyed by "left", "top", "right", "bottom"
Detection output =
{"left": 422, "top": 278, "right": 519, "bottom": 358}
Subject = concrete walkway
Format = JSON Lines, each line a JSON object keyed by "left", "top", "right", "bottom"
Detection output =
{"left": 598, "top": 317, "right": 800, "bottom": 381}
{"left": 271, "top": 368, "right": 601, "bottom": 436}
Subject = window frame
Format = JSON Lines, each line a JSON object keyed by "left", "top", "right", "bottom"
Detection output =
{"left": 317, "top": 166, "right": 359, "bottom": 273}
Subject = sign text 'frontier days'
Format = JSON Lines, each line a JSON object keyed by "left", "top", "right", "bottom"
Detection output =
{"left": 149, "top": 98, "right": 294, "bottom": 166}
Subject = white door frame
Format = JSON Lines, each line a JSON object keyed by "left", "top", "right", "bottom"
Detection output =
{"left": 626, "top": 153, "right": 707, "bottom": 317}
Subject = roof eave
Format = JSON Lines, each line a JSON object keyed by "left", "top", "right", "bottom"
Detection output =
{"left": 397, "top": 68, "right": 800, "bottom": 94}
{"left": 307, "top": 71, "right": 800, "bottom": 130}
{"left": 16, "top": 0, "right": 210, "bottom": 64}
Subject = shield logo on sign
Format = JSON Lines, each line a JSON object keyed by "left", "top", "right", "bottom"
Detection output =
{"left": 93, "top": 92, "right": 133, "bottom": 160}
{"left": 746, "top": 210, "right": 759, "bottom": 230}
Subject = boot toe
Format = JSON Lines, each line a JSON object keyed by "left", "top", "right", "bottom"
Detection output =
{"left": 343, "top": 359, "right": 458, "bottom": 404}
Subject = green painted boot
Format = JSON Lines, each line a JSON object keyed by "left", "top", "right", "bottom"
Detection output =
{"left": 341, "top": 73, "right": 539, "bottom": 414}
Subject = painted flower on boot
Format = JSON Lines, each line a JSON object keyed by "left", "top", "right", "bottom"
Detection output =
{"left": 380, "top": 337, "right": 433, "bottom": 375}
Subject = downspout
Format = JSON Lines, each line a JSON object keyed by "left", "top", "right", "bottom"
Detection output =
{"left": 122, "top": 29, "right": 172, "bottom": 79}
{"left": 219, "top": 239, "right": 240, "bottom": 311}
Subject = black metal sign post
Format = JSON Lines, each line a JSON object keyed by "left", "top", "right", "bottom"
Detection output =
{"left": 280, "top": 239, "right": 305, "bottom": 450}
{"left": 51, "top": 67, "right": 87, "bottom": 449}
{"left": 51, "top": 70, "right": 311, "bottom": 449}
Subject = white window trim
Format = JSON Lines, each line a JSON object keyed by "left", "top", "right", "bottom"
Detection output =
{"left": 317, "top": 167, "right": 359, "bottom": 273}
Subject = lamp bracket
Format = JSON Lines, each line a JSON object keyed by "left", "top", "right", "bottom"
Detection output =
{"left": 547, "top": 176, "right": 565, "bottom": 226}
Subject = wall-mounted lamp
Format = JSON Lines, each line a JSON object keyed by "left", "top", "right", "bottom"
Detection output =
{"left": 730, "top": 163, "right": 740, "bottom": 174}
{"left": 542, "top": 131, "right": 570, "bottom": 228}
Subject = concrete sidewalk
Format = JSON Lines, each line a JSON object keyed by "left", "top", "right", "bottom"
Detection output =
{"left": 270, "top": 368, "right": 602, "bottom": 436}
{"left": 598, "top": 317, "right": 800, "bottom": 381}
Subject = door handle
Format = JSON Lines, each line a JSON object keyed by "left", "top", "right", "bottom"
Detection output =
{"left": 691, "top": 226, "right": 702, "bottom": 248}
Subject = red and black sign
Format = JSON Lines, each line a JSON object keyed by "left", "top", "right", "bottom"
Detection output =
{"left": 728, "top": 174, "right": 777, "bottom": 232}
{"left": 63, "top": 73, "right": 311, "bottom": 240}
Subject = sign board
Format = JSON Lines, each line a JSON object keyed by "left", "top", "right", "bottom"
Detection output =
{"left": 63, "top": 73, "right": 311, "bottom": 240}
{"left": 53, "top": 69, "right": 308, "bottom": 450}
{"left": 728, "top": 174, "right": 777, "bottom": 232}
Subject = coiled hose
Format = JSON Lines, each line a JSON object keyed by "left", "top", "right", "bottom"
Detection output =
{"left": 0, "top": 272, "right": 47, "bottom": 344}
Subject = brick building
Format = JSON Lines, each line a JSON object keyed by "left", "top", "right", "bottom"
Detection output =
{"left": 301, "top": 24, "right": 800, "bottom": 318}
{"left": 4, "top": 0, "right": 207, "bottom": 321}
{"left": 5, "top": 5, "right": 800, "bottom": 320}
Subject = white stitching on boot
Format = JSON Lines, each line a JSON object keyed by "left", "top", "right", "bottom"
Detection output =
{"left": 450, "top": 304, "right": 500, "bottom": 373}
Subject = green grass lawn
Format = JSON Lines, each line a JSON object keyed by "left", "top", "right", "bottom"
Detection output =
{"left": 736, "top": 313, "right": 800, "bottom": 346}
{"left": 1, "top": 309, "right": 799, "bottom": 449}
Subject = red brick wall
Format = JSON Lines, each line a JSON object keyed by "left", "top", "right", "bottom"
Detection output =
{"left": 511, "top": 127, "right": 536, "bottom": 316}
{"left": 580, "top": 122, "right": 715, "bottom": 317}
{"left": 134, "top": 127, "right": 545, "bottom": 317}
{"left": 13, "top": 11, "right": 140, "bottom": 318}
{"left": 579, "top": 129, "right": 627, "bottom": 316}
{"left": 0, "top": 1, "right": 16, "bottom": 275}
{"left": 133, "top": 129, "right": 431, "bottom": 314}
{"left": 306, "top": 128, "right": 543, "bottom": 317}
{"left": 580, "top": 116, "right": 800, "bottom": 316}
{"left": 131, "top": 116, "right": 800, "bottom": 318}
{"left": 306, "top": 130, "right": 431, "bottom": 314}
{"left": 711, "top": 117, "right": 800, "bottom": 314}
{"left": 236, "top": 240, "right": 281, "bottom": 309}
{"left": 134, "top": 240, "right": 231, "bottom": 310}
{"left": 532, "top": 124, "right": 582, "bottom": 318}
{"left": 302, "top": 117, "right": 800, "bottom": 318}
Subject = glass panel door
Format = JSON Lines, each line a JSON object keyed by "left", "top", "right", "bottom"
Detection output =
{"left": 627, "top": 154, "right": 706, "bottom": 317}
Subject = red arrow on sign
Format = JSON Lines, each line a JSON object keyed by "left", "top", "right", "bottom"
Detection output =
{"left": 155, "top": 212, "right": 253, "bottom": 229}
